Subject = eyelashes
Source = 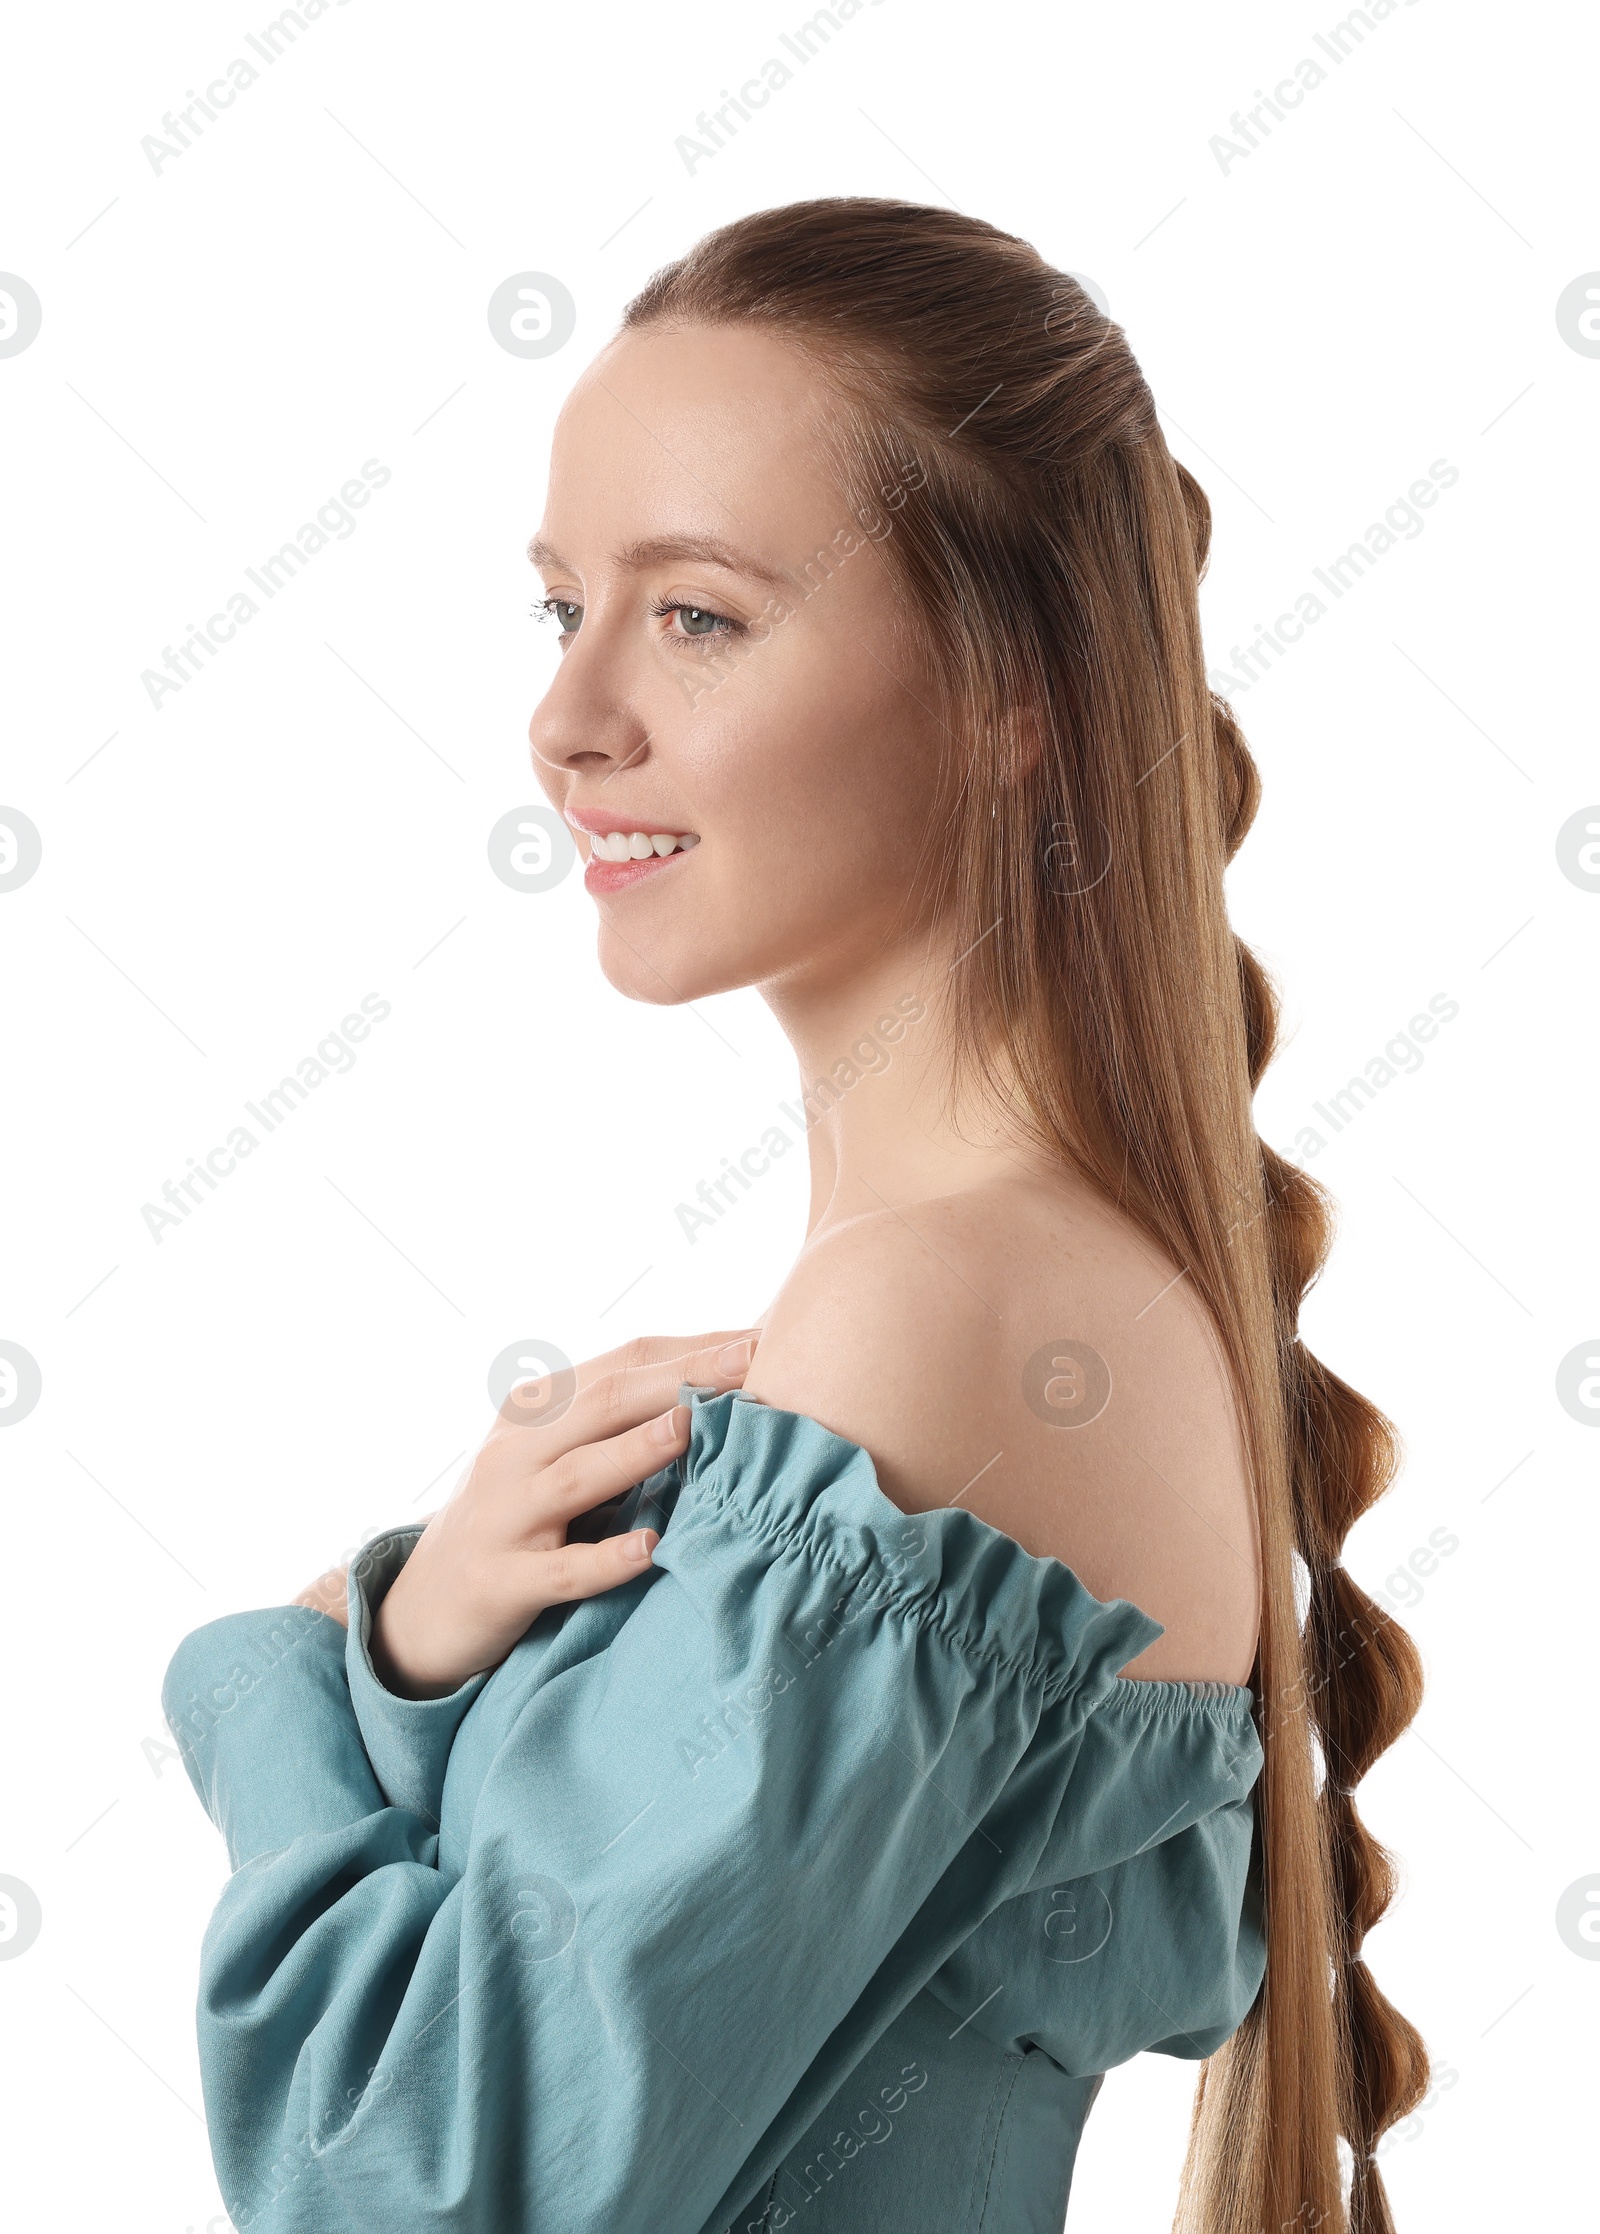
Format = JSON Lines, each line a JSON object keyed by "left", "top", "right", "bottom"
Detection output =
{"left": 645, "top": 595, "right": 742, "bottom": 642}
{"left": 531, "top": 595, "right": 744, "bottom": 646}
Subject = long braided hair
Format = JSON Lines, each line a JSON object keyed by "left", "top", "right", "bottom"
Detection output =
{"left": 624, "top": 197, "right": 1429, "bottom": 2232}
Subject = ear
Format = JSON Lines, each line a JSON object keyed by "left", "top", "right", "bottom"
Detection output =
{"left": 998, "top": 702, "right": 1049, "bottom": 790}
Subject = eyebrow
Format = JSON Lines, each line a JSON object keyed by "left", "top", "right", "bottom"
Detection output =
{"left": 526, "top": 531, "right": 793, "bottom": 589}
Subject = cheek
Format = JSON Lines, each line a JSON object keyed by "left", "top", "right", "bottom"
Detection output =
{"left": 594, "top": 619, "right": 946, "bottom": 1001}
{"left": 711, "top": 722, "right": 913, "bottom": 957}
{"left": 676, "top": 629, "right": 932, "bottom": 867}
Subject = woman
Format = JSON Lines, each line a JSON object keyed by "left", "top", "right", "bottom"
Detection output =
{"left": 163, "top": 199, "right": 1426, "bottom": 2231}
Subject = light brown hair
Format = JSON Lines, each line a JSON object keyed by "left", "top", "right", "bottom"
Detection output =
{"left": 625, "top": 197, "right": 1428, "bottom": 2232}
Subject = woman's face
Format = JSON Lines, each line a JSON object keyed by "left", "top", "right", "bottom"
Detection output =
{"left": 527, "top": 323, "right": 946, "bottom": 1007}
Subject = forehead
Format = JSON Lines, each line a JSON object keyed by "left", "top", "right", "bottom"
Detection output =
{"left": 540, "top": 322, "right": 859, "bottom": 565}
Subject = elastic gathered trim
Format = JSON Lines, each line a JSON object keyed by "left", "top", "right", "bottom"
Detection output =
{"left": 682, "top": 1462, "right": 1105, "bottom": 1710}
{"left": 1104, "top": 1674, "right": 1256, "bottom": 1715}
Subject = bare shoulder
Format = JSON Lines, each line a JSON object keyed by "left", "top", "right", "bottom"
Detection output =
{"left": 742, "top": 1176, "right": 1261, "bottom": 1683}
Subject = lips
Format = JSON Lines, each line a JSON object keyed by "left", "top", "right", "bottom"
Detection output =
{"left": 583, "top": 849, "right": 695, "bottom": 896}
{"left": 564, "top": 810, "right": 700, "bottom": 897}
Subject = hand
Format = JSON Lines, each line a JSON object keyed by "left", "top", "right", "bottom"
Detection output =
{"left": 294, "top": 1563, "right": 351, "bottom": 1628}
{"left": 368, "top": 1331, "right": 760, "bottom": 1700}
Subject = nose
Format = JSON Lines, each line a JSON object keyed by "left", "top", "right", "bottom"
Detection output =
{"left": 528, "top": 640, "right": 652, "bottom": 785}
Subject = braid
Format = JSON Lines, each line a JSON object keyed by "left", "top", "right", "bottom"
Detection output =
{"left": 1211, "top": 672, "right": 1432, "bottom": 2227}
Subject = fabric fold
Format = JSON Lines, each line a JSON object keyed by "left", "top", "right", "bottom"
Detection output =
{"left": 163, "top": 1605, "right": 382, "bottom": 1869}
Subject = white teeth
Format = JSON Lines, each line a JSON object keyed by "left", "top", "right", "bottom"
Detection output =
{"left": 587, "top": 829, "right": 696, "bottom": 861}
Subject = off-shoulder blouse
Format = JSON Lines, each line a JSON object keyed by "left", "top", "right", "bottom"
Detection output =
{"left": 162, "top": 1383, "right": 1265, "bottom": 2232}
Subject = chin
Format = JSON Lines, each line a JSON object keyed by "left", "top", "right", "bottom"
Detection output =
{"left": 598, "top": 950, "right": 688, "bottom": 1005}
{"left": 594, "top": 924, "right": 738, "bottom": 1007}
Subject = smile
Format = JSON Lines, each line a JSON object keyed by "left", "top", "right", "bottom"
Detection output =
{"left": 563, "top": 810, "right": 701, "bottom": 897}
{"left": 586, "top": 829, "right": 699, "bottom": 861}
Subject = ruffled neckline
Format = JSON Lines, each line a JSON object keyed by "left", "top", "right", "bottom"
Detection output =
{"left": 674, "top": 1385, "right": 1255, "bottom": 1722}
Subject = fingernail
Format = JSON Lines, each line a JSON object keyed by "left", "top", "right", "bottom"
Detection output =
{"left": 649, "top": 1404, "right": 688, "bottom": 1446}
{"left": 624, "top": 1529, "right": 659, "bottom": 1563}
{"left": 717, "top": 1337, "right": 756, "bottom": 1377}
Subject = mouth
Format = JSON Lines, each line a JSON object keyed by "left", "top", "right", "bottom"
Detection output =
{"left": 565, "top": 809, "right": 700, "bottom": 897}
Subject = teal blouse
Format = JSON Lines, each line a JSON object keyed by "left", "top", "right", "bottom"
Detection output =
{"left": 163, "top": 1385, "right": 1265, "bottom": 2233}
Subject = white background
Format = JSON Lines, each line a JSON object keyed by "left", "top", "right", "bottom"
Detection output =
{"left": 1, "top": 0, "right": 1594, "bottom": 2227}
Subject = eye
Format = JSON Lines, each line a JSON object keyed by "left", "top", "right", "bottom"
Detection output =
{"left": 650, "top": 597, "right": 740, "bottom": 642}
{"left": 533, "top": 596, "right": 583, "bottom": 637}
{"left": 673, "top": 605, "right": 725, "bottom": 638}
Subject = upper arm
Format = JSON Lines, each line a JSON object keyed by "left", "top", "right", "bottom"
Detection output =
{"left": 742, "top": 1199, "right": 1261, "bottom": 1684}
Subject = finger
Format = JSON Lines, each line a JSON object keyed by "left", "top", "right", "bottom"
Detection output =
{"left": 520, "top": 1525, "right": 662, "bottom": 1614}
{"left": 495, "top": 1330, "right": 758, "bottom": 1437}
{"left": 517, "top": 1331, "right": 762, "bottom": 1464}
{"left": 587, "top": 1331, "right": 760, "bottom": 1374}
{"left": 535, "top": 1404, "right": 693, "bottom": 1527}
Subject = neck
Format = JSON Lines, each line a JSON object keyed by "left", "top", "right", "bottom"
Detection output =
{"left": 760, "top": 924, "right": 1044, "bottom": 1242}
